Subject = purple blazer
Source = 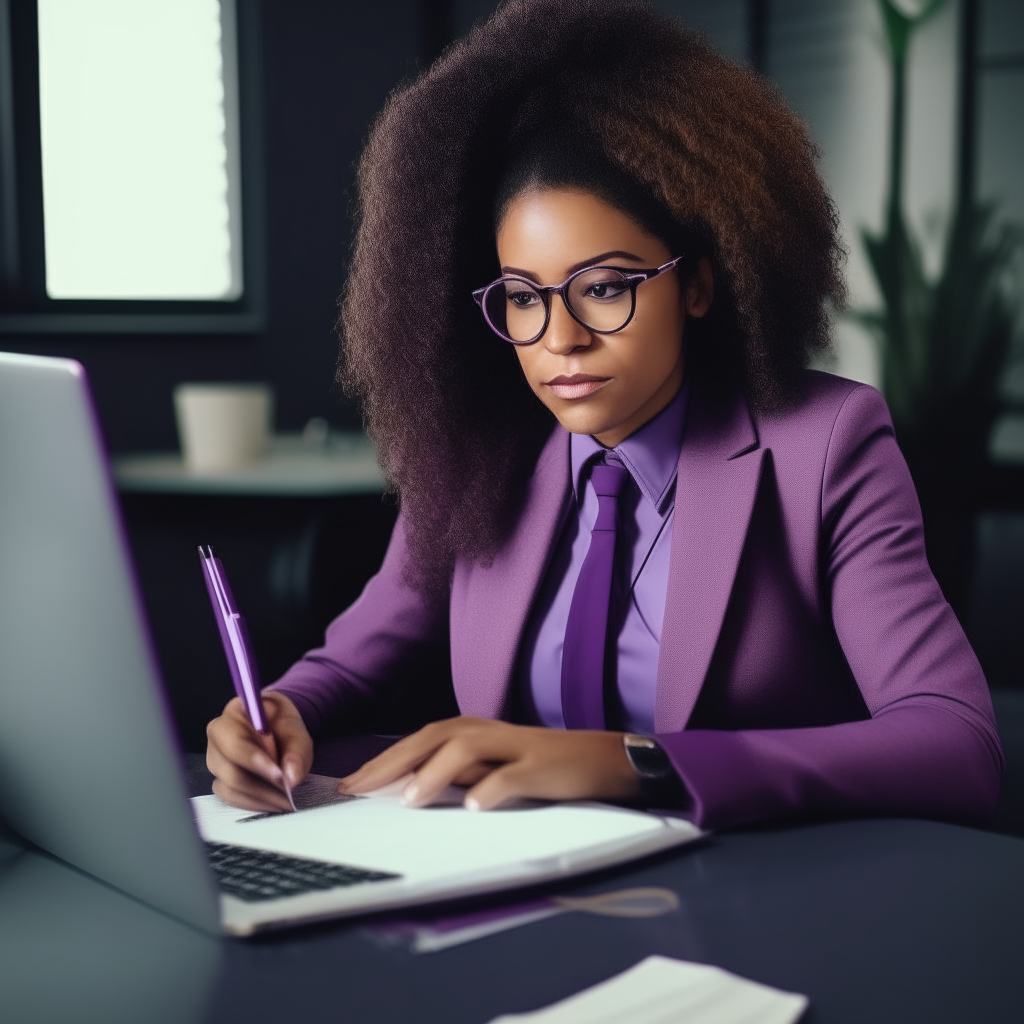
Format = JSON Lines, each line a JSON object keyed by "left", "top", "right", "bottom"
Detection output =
{"left": 271, "top": 371, "right": 1004, "bottom": 830}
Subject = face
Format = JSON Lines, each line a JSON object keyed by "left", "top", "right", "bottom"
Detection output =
{"left": 495, "top": 188, "right": 712, "bottom": 448}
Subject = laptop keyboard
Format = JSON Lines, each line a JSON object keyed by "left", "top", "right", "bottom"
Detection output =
{"left": 205, "top": 841, "right": 401, "bottom": 902}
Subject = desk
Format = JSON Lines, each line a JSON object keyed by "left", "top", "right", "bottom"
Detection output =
{"left": 2, "top": 817, "right": 1022, "bottom": 1024}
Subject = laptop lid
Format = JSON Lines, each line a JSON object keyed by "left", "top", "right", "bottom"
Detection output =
{"left": 0, "top": 351, "right": 219, "bottom": 934}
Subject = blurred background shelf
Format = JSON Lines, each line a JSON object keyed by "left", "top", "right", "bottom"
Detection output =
{"left": 113, "top": 431, "right": 385, "bottom": 496}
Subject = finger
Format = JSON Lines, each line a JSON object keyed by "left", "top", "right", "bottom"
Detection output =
{"left": 253, "top": 731, "right": 299, "bottom": 806}
{"left": 339, "top": 741, "right": 435, "bottom": 793}
{"left": 339, "top": 720, "right": 464, "bottom": 793}
{"left": 401, "top": 736, "right": 493, "bottom": 808}
{"left": 464, "top": 761, "right": 540, "bottom": 811}
{"left": 341, "top": 718, "right": 522, "bottom": 796}
{"left": 261, "top": 695, "right": 314, "bottom": 788}
{"left": 212, "top": 775, "right": 293, "bottom": 813}
{"left": 341, "top": 717, "right": 516, "bottom": 793}
{"left": 461, "top": 732, "right": 638, "bottom": 809}
{"left": 207, "top": 716, "right": 288, "bottom": 791}
{"left": 206, "top": 742, "right": 294, "bottom": 811}
{"left": 337, "top": 756, "right": 489, "bottom": 797}
{"left": 212, "top": 776, "right": 292, "bottom": 813}
{"left": 208, "top": 739, "right": 295, "bottom": 811}
{"left": 207, "top": 705, "right": 291, "bottom": 794}
{"left": 451, "top": 763, "right": 491, "bottom": 787}
{"left": 217, "top": 691, "right": 311, "bottom": 789}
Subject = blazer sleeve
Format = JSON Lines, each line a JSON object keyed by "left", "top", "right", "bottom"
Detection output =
{"left": 266, "top": 513, "right": 455, "bottom": 739}
{"left": 657, "top": 385, "right": 1005, "bottom": 830}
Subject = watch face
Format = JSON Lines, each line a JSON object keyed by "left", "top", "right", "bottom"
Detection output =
{"left": 624, "top": 735, "right": 672, "bottom": 779}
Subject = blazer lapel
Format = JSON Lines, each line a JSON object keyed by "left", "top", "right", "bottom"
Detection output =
{"left": 450, "top": 426, "right": 572, "bottom": 718}
{"left": 654, "top": 383, "right": 765, "bottom": 733}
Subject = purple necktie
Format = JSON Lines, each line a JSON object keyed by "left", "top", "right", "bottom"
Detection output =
{"left": 561, "top": 458, "right": 629, "bottom": 730}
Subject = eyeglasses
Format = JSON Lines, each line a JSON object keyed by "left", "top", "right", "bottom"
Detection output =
{"left": 472, "top": 257, "right": 684, "bottom": 345}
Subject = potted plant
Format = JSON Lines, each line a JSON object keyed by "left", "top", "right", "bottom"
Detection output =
{"left": 853, "top": 0, "right": 1021, "bottom": 616}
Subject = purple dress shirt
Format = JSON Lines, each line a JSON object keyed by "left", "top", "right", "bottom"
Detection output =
{"left": 519, "top": 383, "right": 688, "bottom": 735}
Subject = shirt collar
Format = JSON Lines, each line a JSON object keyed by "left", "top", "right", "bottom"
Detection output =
{"left": 570, "top": 377, "right": 689, "bottom": 514}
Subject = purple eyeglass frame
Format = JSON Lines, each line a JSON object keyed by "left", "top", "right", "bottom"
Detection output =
{"left": 471, "top": 256, "right": 684, "bottom": 345}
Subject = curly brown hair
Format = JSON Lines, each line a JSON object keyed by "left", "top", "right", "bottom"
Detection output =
{"left": 339, "top": 0, "right": 845, "bottom": 590}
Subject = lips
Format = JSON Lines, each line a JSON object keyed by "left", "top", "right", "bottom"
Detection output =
{"left": 544, "top": 374, "right": 610, "bottom": 400}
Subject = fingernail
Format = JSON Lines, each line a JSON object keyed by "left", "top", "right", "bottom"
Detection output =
{"left": 284, "top": 762, "right": 300, "bottom": 787}
{"left": 401, "top": 782, "right": 419, "bottom": 806}
{"left": 465, "top": 796, "right": 481, "bottom": 812}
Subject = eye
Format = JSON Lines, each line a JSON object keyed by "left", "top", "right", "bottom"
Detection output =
{"left": 506, "top": 287, "right": 541, "bottom": 308}
{"left": 583, "top": 278, "right": 630, "bottom": 301}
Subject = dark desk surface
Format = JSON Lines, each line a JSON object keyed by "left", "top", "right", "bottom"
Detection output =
{"left": 2, "top": 816, "right": 1022, "bottom": 1024}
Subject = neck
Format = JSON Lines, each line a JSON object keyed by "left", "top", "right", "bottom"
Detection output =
{"left": 593, "top": 359, "right": 685, "bottom": 449}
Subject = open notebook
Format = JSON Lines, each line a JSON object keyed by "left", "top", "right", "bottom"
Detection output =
{"left": 194, "top": 775, "right": 698, "bottom": 935}
{"left": 0, "top": 350, "right": 702, "bottom": 937}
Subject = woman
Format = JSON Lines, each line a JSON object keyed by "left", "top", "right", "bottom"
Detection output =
{"left": 207, "top": 0, "right": 1003, "bottom": 829}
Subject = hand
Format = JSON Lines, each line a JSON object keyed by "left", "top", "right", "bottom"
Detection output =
{"left": 337, "top": 717, "right": 641, "bottom": 810}
{"left": 206, "top": 692, "right": 313, "bottom": 812}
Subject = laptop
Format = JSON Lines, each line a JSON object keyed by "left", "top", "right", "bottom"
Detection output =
{"left": 0, "top": 351, "right": 701, "bottom": 936}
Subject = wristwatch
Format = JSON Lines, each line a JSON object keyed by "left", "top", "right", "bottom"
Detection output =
{"left": 622, "top": 733, "right": 688, "bottom": 809}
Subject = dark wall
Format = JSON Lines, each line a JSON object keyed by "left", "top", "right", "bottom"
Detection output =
{"left": 3, "top": 1, "right": 421, "bottom": 453}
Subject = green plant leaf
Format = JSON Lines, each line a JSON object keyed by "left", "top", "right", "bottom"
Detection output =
{"left": 877, "top": 0, "right": 947, "bottom": 61}
{"left": 851, "top": 202, "right": 1022, "bottom": 448}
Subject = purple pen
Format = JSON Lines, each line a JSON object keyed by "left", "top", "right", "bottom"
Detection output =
{"left": 199, "top": 546, "right": 295, "bottom": 810}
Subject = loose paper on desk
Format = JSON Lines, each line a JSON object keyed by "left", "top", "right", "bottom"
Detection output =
{"left": 488, "top": 955, "right": 808, "bottom": 1024}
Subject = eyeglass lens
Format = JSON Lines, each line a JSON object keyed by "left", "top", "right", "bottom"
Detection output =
{"left": 483, "top": 267, "right": 635, "bottom": 343}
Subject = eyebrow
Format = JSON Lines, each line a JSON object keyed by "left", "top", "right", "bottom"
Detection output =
{"left": 500, "top": 250, "right": 646, "bottom": 283}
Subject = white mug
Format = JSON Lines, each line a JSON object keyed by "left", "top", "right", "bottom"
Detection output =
{"left": 173, "top": 383, "right": 273, "bottom": 473}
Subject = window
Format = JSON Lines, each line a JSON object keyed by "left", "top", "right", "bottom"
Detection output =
{"left": 0, "top": 0, "right": 265, "bottom": 333}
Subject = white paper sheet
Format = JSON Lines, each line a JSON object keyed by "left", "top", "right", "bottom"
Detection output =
{"left": 488, "top": 955, "right": 808, "bottom": 1024}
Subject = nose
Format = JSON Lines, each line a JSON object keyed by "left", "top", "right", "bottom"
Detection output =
{"left": 543, "top": 292, "right": 592, "bottom": 354}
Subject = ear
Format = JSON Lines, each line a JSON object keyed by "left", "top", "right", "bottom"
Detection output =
{"left": 683, "top": 258, "right": 714, "bottom": 319}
